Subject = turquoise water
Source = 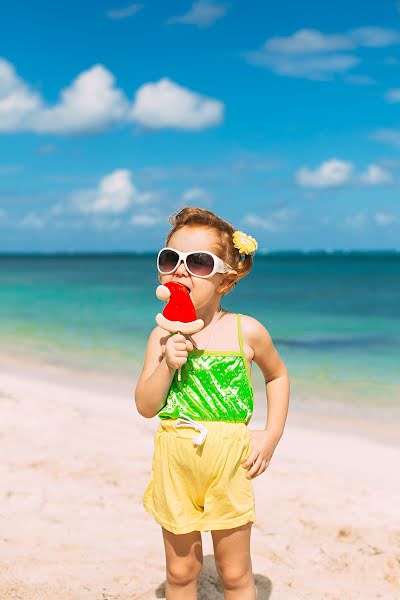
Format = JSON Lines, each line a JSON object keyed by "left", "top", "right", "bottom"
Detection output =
{"left": 1, "top": 252, "right": 399, "bottom": 409}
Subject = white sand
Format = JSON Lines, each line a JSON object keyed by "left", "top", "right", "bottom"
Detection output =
{"left": 0, "top": 364, "right": 399, "bottom": 600}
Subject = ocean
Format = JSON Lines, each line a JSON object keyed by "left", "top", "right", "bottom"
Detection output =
{"left": 1, "top": 252, "right": 399, "bottom": 419}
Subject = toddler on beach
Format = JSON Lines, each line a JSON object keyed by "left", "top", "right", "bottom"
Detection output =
{"left": 135, "top": 206, "right": 290, "bottom": 599}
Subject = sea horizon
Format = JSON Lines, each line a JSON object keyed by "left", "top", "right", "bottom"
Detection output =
{"left": 1, "top": 249, "right": 399, "bottom": 256}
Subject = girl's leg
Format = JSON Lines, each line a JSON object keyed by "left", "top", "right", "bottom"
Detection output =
{"left": 162, "top": 526, "right": 203, "bottom": 600}
{"left": 211, "top": 522, "right": 256, "bottom": 600}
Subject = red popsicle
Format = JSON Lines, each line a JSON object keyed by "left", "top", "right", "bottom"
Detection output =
{"left": 155, "top": 281, "right": 204, "bottom": 380}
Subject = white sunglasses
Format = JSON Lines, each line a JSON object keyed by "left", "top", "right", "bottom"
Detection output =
{"left": 157, "top": 247, "right": 234, "bottom": 278}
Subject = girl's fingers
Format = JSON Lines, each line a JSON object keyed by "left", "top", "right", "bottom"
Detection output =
{"left": 174, "top": 333, "right": 186, "bottom": 341}
{"left": 251, "top": 459, "right": 270, "bottom": 479}
{"left": 246, "top": 455, "right": 263, "bottom": 479}
{"left": 242, "top": 451, "right": 257, "bottom": 468}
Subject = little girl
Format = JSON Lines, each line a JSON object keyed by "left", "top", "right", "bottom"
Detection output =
{"left": 135, "top": 207, "right": 290, "bottom": 600}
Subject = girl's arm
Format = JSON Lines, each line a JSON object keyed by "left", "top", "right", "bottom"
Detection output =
{"left": 244, "top": 316, "right": 290, "bottom": 442}
{"left": 135, "top": 327, "right": 194, "bottom": 418}
{"left": 240, "top": 316, "right": 290, "bottom": 479}
{"left": 134, "top": 326, "right": 176, "bottom": 418}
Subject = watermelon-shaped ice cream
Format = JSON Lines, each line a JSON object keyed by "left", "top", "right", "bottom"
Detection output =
{"left": 155, "top": 281, "right": 204, "bottom": 335}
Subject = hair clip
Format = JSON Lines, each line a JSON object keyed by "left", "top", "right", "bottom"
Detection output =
{"left": 232, "top": 230, "right": 258, "bottom": 256}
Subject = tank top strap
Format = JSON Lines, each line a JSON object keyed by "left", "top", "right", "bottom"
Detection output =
{"left": 237, "top": 313, "right": 245, "bottom": 357}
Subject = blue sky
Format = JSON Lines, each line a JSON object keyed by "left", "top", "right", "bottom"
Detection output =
{"left": 1, "top": 0, "right": 400, "bottom": 252}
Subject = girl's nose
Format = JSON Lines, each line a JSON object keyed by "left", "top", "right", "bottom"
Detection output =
{"left": 175, "top": 259, "right": 188, "bottom": 275}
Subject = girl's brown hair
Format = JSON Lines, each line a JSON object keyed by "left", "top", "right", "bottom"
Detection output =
{"left": 165, "top": 206, "right": 254, "bottom": 296}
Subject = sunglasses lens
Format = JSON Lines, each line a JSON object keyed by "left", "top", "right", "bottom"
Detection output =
{"left": 187, "top": 252, "right": 214, "bottom": 276}
{"left": 158, "top": 249, "right": 179, "bottom": 273}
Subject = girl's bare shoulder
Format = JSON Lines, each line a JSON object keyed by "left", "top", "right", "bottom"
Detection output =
{"left": 213, "top": 310, "right": 265, "bottom": 357}
{"left": 239, "top": 313, "right": 275, "bottom": 358}
{"left": 239, "top": 314, "right": 288, "bottom": 379}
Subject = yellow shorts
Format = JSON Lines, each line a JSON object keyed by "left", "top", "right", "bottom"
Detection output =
{"left": 143, "top": 419, "right": 256, "bottom": 535}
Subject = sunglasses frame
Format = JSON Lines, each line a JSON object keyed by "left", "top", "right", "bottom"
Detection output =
{"left": 157, "top": 247, "right": 235, "bottom": 278}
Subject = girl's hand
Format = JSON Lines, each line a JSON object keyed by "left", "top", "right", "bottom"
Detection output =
{"left": 165, "top": 333, "right": 194, "bottom": 371}
{"left": 241, "top": 430, "right": 279, "bottom": 479}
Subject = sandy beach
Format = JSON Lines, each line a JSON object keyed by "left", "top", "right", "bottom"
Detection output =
{"left": 1, "top": 361, "right": 399, "bottom": 600}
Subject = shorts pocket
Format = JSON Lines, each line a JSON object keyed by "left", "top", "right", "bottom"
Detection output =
{"left": 244, "top": 426, "right": 252, "bottom": 446}
{"left": 241, "top": 428, "right": 253, "bottom": 461}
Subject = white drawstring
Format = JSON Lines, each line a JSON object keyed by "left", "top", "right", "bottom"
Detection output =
{"left": 175, "top": 413, "right": 208, "bottom": 447}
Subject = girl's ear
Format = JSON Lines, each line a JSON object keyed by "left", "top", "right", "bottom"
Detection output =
{"left": 216, "top": 272, "right": 236, "bottom": 295}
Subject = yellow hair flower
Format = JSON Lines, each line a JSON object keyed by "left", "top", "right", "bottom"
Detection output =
{"left": 232, "top": 230, "right": 258, "bottom": 256}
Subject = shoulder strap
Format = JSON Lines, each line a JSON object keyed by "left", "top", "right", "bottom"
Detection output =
{"left": 237, "top": 313, "right": 245, "bottom": 356}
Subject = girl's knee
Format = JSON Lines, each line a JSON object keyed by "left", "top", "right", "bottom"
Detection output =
{"left": 166, "top": 557, "right": 203, "bottom": 586}
{"left": 216, "top": 562, "right": 253, "bottom": 590}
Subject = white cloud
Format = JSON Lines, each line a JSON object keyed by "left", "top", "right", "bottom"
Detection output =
{"left": 350, "top": 27, "right": 400, "bottom": 47}
{"left": 246, "top": 27, "right": 400, "bottom": 81}
{"left": 19, "top": 213, "right": 45, "bottom": 229}
{"left": 69, "top": 169, "right": 139, "bottom": 215}
{"left": 53, "top": 219, "right": 84, "bottom": 230}
{"left": 0, "top": 59, "right": 223, "bottom": 134}
{"left": 372, "top": 128, "right": 400, "bottom": 147}
{"left": 379, "top": 158, "right": 400, "bottom": 170}
{"left": 246, "top": 51, "right": 359, "bottom": 81}
{"left": 0, "top": 59, "right": 41, "bottom": 131}
{"left": 374, "top": 212, "right": 398, "bottom": 226}
{"left": 0, "top": 60, "right": 128, "bottom": 134}
{"left": 243, "top": 214, "right": 277, "bottom": 231}
{"left": 181, "top": 187, "right": 210, "bottom": 203}
{"left": 0, "top": 164, "right": 21, "bottom": 174}
{"left": 38, "top": 143, "right": 57, "bottom": 154}
{"left": 49, "top": 170, "right": 160, "bottom": 225}
{"left": 343, "top": 211, "right": 366, "bottom": 230}
{"left": 296, "top": 159, "right": 393, "bottom": 187}
{"left": 49, "top": 202, "right": 65, "bottom": 216}
{"left": 166, "top": 1, "right": 230, "bottom": 28}
{"left": 385, "top": 88, "right": 400, "bottom": 103}
{"left": 345, "top": 74, "right": 376, "bottom": 85}
{"left": 135, "top": 190, "right": 160, "bottom": 204}
{"left": 52, "top": 216, "right": 122, "bottom": 232}
{"left": 262, "top": 27, "right": 400, "bottom": 54}
{"left": 106, "top": 3, "right": 143, "bottom": 20}
{"left": 231, "top": 153, "right": 285, "bottom": 173}
{"left": 359, "top": 164, "right": 393, "bottom": 185}
{"left": 243, "top": 208, "right": 298, "bottom": 232}
{"left": 263, "top": 29, "right": 353, "bottom": 54}
{"left": 130, "top": 78, "right": 223, "bottom": 130}
{"left": 31, "top": 65, "right": 129, "bottom": 134}
{"left": 296, "top": 159, "right": 353, "bottom": 188}
{"left": 130, "top": 213, "right": 165, "bottom": 226}
{"left": 92, "top": 217, "right": 123, "bottom": 231}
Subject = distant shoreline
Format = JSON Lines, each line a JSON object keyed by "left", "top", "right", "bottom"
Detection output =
{"left": 1, "top": 249, "right": 399, "bottom": 257}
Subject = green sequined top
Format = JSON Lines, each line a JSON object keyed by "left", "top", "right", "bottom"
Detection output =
{"left": 157, "top": 313, "right": 254, "bottom": 424}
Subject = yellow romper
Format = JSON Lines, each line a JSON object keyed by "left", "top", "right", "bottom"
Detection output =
{"left": 143, "top": 313, "right": 256, "bottom": 534}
